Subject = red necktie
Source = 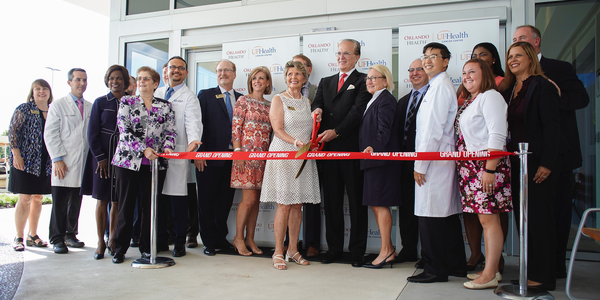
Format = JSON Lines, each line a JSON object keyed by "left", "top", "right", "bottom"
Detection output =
{"left": 337, "top": 73, "right": 348, "bottom": 92}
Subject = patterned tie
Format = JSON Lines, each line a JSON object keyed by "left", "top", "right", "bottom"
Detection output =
{"left": 76, "top": 99, "right": 83, "bottom": 119}
{"left": 165, "top": 87, "right": 174, "bottom": 101}
{"left": 337, "top": 73, "right": 348, "bottom": 92}
{"left": 403, "top": 91, "right": 419, "bottom": 146}
{"left": 225, "top": 91, "right": 233, "bottom": 122}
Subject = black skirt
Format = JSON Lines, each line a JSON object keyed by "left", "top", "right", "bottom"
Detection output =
{"left": 362, "top": 165, "right": 401, "bottom": 207}
{"left": 8, "top": 151, "right": 51, "bottom": 195}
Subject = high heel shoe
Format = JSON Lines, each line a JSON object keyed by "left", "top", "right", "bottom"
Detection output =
{"left": 466, "top": 254, "right": 485, "bottom": 271}
{"left": 286, "top": 252, "right": 309, "bottom": 265}
{"left": 463, "top": 277, "right": 498, "bottom": 289}
{"left": 233, "top": 238, "right": 252, "bottom": 256}
{"left": 466, "top": 272, "right": 502, "bottom": 282}
{"left": 363, "top": 252, "right": 395, "bottom": 269}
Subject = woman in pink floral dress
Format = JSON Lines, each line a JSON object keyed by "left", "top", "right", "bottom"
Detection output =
{"left": 230, "top": 66, "right": 273, "bottom": 256}
{"left": 455, "top": 59, "right": 511, "bottom": 290}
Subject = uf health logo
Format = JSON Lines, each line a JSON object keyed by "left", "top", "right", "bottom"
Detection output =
{"left": 260, "top": 203, "right": 275, "bottom": 212}
{"left": 252, "top": 46, "right": 276, "bottom": 57}
{"left": 270, "top": 64, "right": 284, "bottom": 75}
{"left": 436, "top": 30, "right": 469, "bottom": 42}
{"left": 356, "top": 58, "right": 387, "bottom": 69}
{"left": 368, "top": 227, "right": 381, "bottom": 239}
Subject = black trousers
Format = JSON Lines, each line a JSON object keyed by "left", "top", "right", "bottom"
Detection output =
{"left": 419, "top": 214, "right": 466, "bottom": 277}
{"left": 170, "top": 195, "right": 188, "bottom": 244}
{"left": 321, "top": 159, "right": 367, "bottom": 255}
{"left": 49, "top": 186, "right": 83, "bottom": 244}
{"left": 186, "top": 183, "right": 199, "bottom": 238}
{"left": 554, "top": 170, "right": 575, "bottom": 274}
{"left": 113, "top": 165, "right": 167, "bottom": 255}
{"left": 398, "top": 161, "right": 419, "bottom": 256}
{"left": 196, "top": 161, "right": 235, "bottom": 249}
{"left": 510, "top": 156, "right": 559, "bottom": 286}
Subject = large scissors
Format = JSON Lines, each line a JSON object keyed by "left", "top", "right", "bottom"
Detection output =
{"left": 294, "top": 114, "right": 324, "bottom": 178}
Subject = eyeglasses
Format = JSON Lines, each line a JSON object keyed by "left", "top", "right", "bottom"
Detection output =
{"left": 217, "top": 68, "right": 234, "bottom": 73}
{"left": 421, "top": 54, "right": 445, "bottom": 61}
{"left": 169, "top": 66, "right": 186, "bottom": 71}
{"left": 408, "top": 67, "right": 424, "bottom": 72}
{"left": 137, "top": 77, "right": 153, "bottom": 82}
{"left": 335, "top": 52, "right": 355, "bottom": 58}
{"left": 365, "top": 76, "right": 384, "bottom": 82}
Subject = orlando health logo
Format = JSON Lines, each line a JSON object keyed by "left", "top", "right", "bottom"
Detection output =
{"left": 403, "top": 34, "right": 430, "bottom": 46}
{"left": 307, "top": 42, "right": 331, "bottom": 53}
{"left": 252, "top": 46, "right": 276, "bottom": 57}
{"left": 226, "top": 49, "right": 246, "bottom": 59}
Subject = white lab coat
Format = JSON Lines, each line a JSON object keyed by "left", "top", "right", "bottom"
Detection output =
{"left": 155, "top": 84, "right": 203, "bottom": 196}
{"left": 414, "top": 72, "right": 461, "bottom": 217}
{"left": 44, "top": 95, "right": 91, "bottom": 187}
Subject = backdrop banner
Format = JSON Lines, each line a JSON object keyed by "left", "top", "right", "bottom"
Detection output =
{"left": 397, "top": 18, "right": 500, "bottom": 97}
{"left": 302, "top": 28, "right": 393, "bottom": 89}
{"left": 222, "top": 35, "right": 300, "bottom": 101}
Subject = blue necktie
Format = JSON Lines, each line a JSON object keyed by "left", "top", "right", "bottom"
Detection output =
{"left": 165, "top": 87, "right": 174, "bottom": 100}
{"left": 403, "top": 91, "right": 419, "bottom": 146}
{"left": 225, "top": 91, "right": 233, "bottom": 122}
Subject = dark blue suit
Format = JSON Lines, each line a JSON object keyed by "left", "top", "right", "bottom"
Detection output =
{"left": 196, "top": 86, "right": 242, "bottom": 250}
{"left": 358, "top": 89, "right": 401, "bottom": 207}
{"left": 540, "top": 55, "right": 590, "bottom": 276}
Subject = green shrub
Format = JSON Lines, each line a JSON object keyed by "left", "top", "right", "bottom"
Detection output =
{"left": 0, "top": 194, "right": 52, "bottom": 208}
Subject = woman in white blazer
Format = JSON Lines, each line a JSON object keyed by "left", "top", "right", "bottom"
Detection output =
{"left": 455, "top": 59, "right": 512, "bottom": 290}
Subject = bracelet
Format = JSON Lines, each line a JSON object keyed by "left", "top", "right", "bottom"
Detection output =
{"left": 294, "top": 139, "right": 299, "bottom": 147}
{"left": 233, "top": 148, "right": 241, "bottom": 152}
{"left": 485, "top": 169, "right": 496, "bottom": 174}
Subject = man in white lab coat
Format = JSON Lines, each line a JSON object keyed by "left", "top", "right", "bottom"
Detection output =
{"left": 155, "top": 56, "right": 203, "bottom": 257}
{"left": 45, "top": 68, "right": 92, "bottom": 254}
{"left": 407, "top": 43, "right": 466, "bottom": 283}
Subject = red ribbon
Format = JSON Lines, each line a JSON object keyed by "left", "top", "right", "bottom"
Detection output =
{"left": 159, "top": 151, "right": 514, "bottom": 161}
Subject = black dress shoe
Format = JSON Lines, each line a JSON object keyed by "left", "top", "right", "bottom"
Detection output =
{"left": 414, "top": 259, "right": 425, "bottom": 269}
{"left": 186, "top": 236, "right": 198, "bottom": 248}
{"left": 509, "top": 280, "right": 556, "bottom": 291}
{"left": 449, "top": 269, "right": 467, "bottom": 277}
{"left": 173, "top": 243, "right": 186, "bottom": 257}
{"left": 394, "top": 252, "right": 418, "bottom": 263}
{"left": 352, "top": 254, "right": 365, "bottom": 268}
{"left": 65, "top": 236, "right": 84, "bottom": 248}
{"left": 158, "top": 243, "right": 170, "bottom": 252}
{"left": 130, "top": 237, "right": 140, "bottom": 248}
{"left": 94, "top": 253, "right": 104, "bottom": 260}
{"left": 407, "top": 272, "right": 448, "bottom": 283}
{"left": 321, "top": 252, "right": 342, "bottom": 264}
{"left": 112, "top": 253, "right": 125, "bottom": 264}
{"left": 203, "top": 247, "right": 216, "bottom": 256}
{"left": 53, "top": 241, "right": 68, "bottom": 254}
{"left": 216, "top": 241, "right": 235, "bottom": 251}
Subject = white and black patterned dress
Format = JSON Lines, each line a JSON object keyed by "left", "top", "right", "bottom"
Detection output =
{"left": 259, "top": 93, "right": 320, "bottom": 205}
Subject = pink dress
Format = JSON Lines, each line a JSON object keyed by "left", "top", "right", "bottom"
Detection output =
{"left": 230, "top": 95, "right": 272, "bottom": 189}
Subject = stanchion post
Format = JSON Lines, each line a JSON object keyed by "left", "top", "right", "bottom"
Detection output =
{"left": 494, "top": 143, "right": 553, "bottom": 299}
{"left": 131, "top": 159, "right": 175, "bottom": 269}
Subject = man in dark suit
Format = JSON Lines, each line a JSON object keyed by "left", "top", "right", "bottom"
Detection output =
{"left": 513, "top": 25, "right": 590, "bottom": 278}
{"left": 311, "top": 39, "right": 371, "bottom": 267}
{"left": 396, "top": 59, "right": 429, "bottom": 264}
{"left": 196, "top": 59, "right": 242, "bottom": 256}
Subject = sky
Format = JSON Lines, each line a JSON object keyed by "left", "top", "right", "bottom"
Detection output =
{"left": 0, "top": 0, "right": 109, "bottom": 133}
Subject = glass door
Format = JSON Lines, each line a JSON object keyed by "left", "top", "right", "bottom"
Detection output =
{"left": 187, "top": 50, "right": 222, "bottom": 95}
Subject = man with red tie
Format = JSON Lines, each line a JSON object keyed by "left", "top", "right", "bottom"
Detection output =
{"left": 312, "top": 39, "right": 371, "bottom": 267}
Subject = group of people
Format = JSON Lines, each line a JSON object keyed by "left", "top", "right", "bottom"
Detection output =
{"left": 8, "top": 24, "right": 587, "bottom": 292}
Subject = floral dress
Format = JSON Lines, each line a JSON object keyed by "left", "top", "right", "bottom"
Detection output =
{"left": 230, "top": 95, "right": 272, "bottom": 189}
{"left": 455, "top": 96, "right": 512, "bottom": 214}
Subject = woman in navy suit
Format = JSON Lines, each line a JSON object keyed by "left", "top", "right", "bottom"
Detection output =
{"left": 81, "top": 65, "right": 130, "bottom": 260}
{"left": 359, "top": 64, "right": 401, "bottom": 268}
{"left": 502, "top": 42, "right": 561, "bottom": 291}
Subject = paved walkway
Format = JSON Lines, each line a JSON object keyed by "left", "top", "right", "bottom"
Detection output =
{"left": 0, "top": 196, "right": 598, "bottom": 299}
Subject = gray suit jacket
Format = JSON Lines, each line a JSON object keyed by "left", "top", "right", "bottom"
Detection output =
{"left": 308, "top": 82, "right": 317, "bottom": 103}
